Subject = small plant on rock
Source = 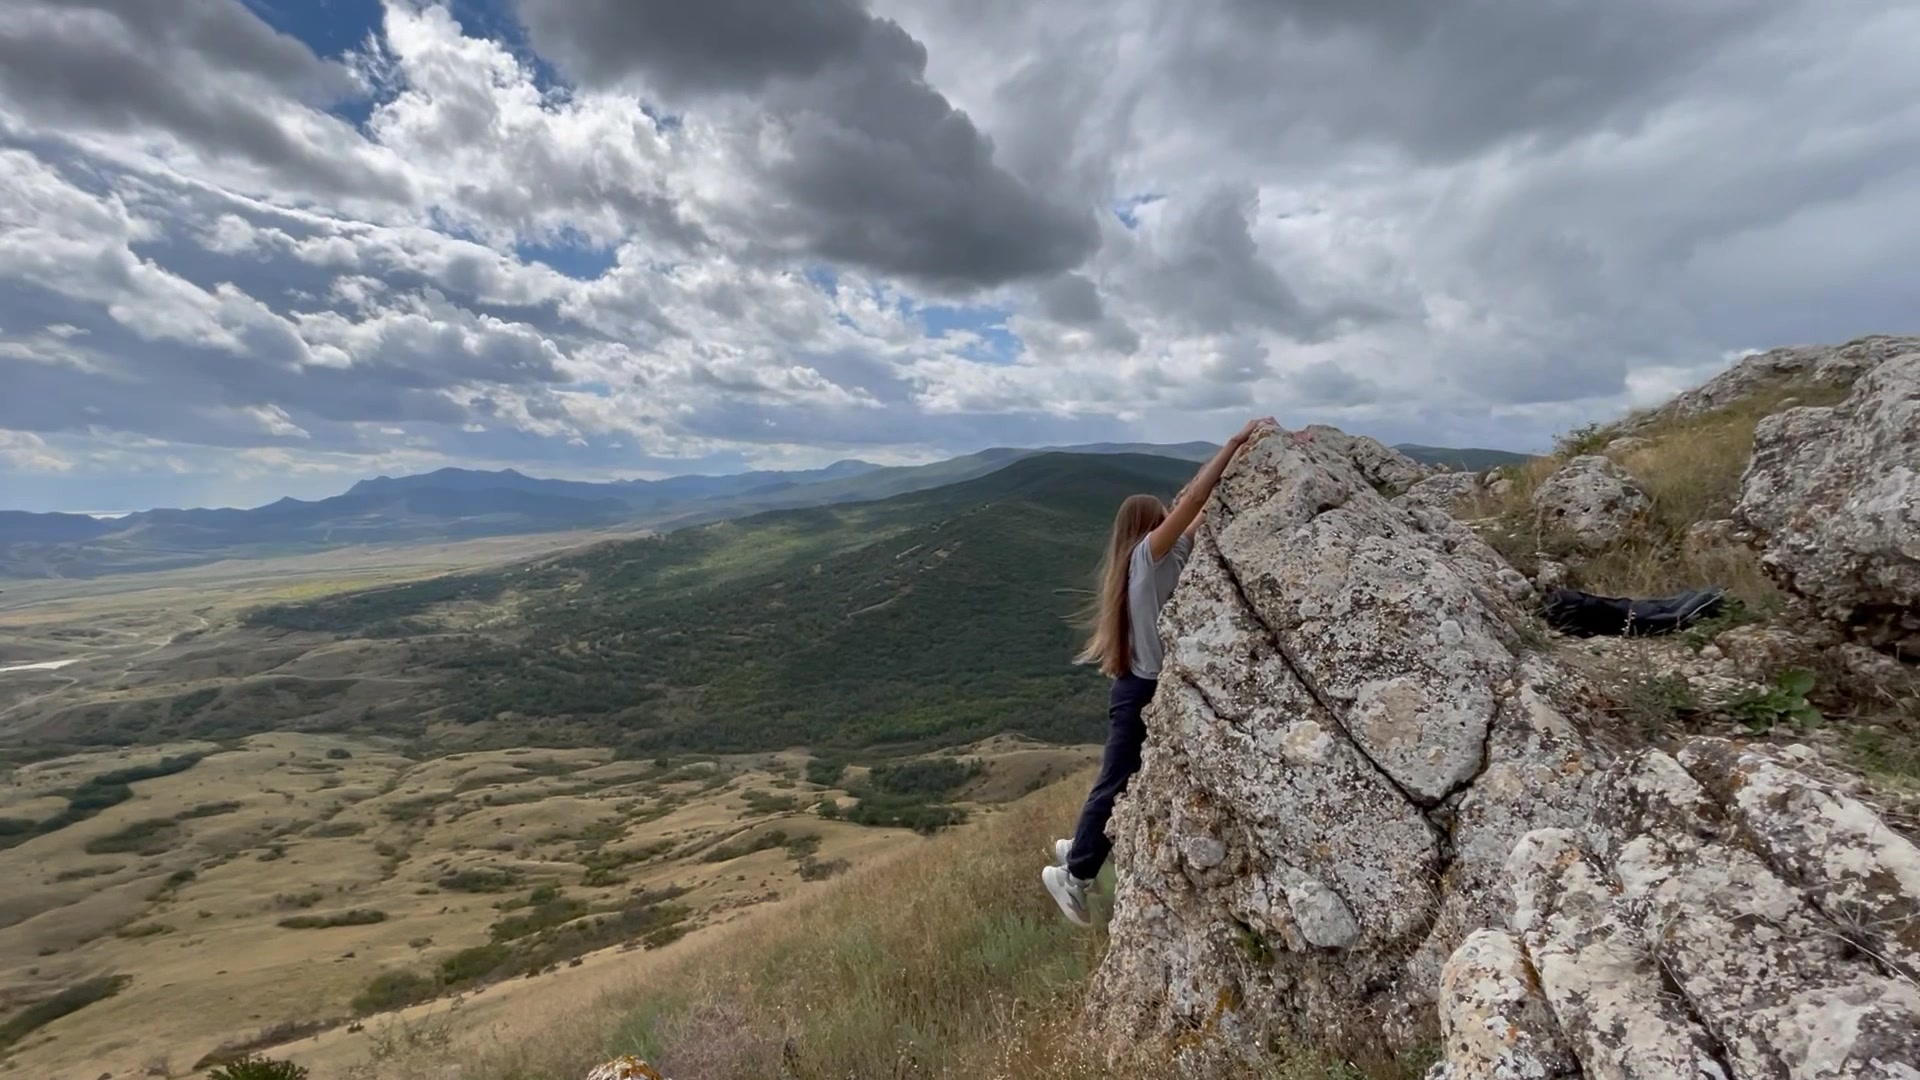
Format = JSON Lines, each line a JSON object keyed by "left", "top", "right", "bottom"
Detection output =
{"left": 1726, "top": 668, "right": 1823, "bottom": 734}
{"left": 206, "top": 1054, "right": 310, "bottom": 1080}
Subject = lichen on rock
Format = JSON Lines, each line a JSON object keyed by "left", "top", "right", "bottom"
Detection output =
{"left": 1529, "top": 455, "right": 1651, "bottom": 553}
{"left": 1736, "top": 350, "right": 1920, "bottom": 655}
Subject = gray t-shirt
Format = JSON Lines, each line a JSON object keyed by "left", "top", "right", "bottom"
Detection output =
{"left": 1127, "top": 533, "right": 1192, "bottom": 680}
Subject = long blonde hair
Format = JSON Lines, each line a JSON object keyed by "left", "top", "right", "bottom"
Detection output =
{"left": 1075, "top": 494, "right": 1168, "bottom": 678}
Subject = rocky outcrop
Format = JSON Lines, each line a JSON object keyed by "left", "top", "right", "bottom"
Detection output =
{"left": 1636, "top": 334, "right": 1920, "bottom": 426}
{"left": 1431, "top": 739, "right": 1920, "bottom": 1080}
{"left": 1087, "top": 424, "right": 1920, "bottom": 1076}
{"left": 1530, "top": 456, "right": 1650, "bottom": 552}
{"left": 1302, "top": 424, "right": 1432, "bottom": 492}
{"left": 1085, "top": 427, "right": 1609, "bottom": 1060}
{"left": 1400, "top": 471, "right": 1486, "bottom": 514}
{"left": 1736, "top": 351, "right": 1920, "bottom": 655}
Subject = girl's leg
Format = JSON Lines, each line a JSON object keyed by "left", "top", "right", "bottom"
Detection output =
{"left": 1064, "top": 675, "right": 1156, "bottom": 881}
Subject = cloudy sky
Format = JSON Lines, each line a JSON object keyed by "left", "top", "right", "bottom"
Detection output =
{"left": 2, "top": 0, "right": 1915, "bottom": 512}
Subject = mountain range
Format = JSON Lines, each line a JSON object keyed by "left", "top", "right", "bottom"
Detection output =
{"left": 0, "top": 440, "right": 1526, "bottom": 579}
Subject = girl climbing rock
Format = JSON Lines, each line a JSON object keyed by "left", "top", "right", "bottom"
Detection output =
{"left": 1043, "top": 417, "right": 1310, "bottom": 925}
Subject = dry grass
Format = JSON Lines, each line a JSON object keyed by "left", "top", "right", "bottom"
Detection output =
{"left": 1470, "top": 382, "right": 1851, "bottom": 608}
{"left": 403, "top": 777, "right": 1394, "bottom": 1080}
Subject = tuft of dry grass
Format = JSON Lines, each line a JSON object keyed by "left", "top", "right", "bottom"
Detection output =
{"left": 409, "top": 776, "right": 1392, "bottom": 1080}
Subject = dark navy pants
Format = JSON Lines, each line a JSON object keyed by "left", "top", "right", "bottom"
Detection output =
{"left": 1065, "top": 674, "right": 1158, "bottom": 881}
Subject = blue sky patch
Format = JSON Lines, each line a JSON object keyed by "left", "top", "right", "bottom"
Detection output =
{"left": 515, "top": 234, "right": 619, "bottom": 281}
{"left": 1114, "top": 192, "right": 1165, "bottom": 229}
{"left": 920, "top": 303, "right": 1020, "bottom": 364}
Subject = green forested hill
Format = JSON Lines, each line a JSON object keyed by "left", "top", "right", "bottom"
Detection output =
{"left": 247, "top": 452, "right": 1195, "bottom": 755}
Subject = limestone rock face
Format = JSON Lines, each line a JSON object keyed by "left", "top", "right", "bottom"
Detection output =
{"left": 1084, "top": 427, "right": 1609, "bottom": 1059}
{"left": 1530, "top": 456, "right": 1650, "bottom": 552}
{"left": 1735, "top": 351, "right": 1920, "bottom": 654}
{"left": 1435, "top": 740, "right": 1920, "bottom": 1080}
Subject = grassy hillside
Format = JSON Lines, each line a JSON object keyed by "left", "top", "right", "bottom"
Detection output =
{"left": 233, "top": 452, "right": 1195, "bottom": 757}
{"left": 1392, "top": 444, "right": 1533, "bottom": 471}
{"left": 327, "top": 775, "right": 1419, "bottom": 1080}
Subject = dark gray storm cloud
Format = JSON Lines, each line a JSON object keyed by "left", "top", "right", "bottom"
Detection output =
{"left": 514, "top": 0, "right": 1099, "bottom": 290}
{"left": 0, "top": 0, "right": 405, "bottom": 199}
{"left": 513, "top": 0, "right": 872, "bottom": 93}
{"left": 1170, "top": 0, "right": 1781, "bottom": 162}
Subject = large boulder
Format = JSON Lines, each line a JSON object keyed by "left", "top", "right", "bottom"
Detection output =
{"left": 1735, "top": 351, "right": 1920, "bottom": 654}
{"left": 1530, "top": 456, "right": 1650, "bottom": 552}
{"left": 1085, "top": 426, "right": 1610, "bottom": 1061}
{"left": 1430, "top": 739, "right": 1920, "bottom": 1080}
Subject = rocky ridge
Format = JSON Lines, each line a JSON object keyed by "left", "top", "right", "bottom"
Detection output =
{"left": 1084, "top": 429, "right": 1608, "bottom": 1056}
{"left": 1081, "top": 336, "right": 1920, "bottom": 1077}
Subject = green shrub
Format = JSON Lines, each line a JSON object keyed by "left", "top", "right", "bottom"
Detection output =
{"left": 326, "top": 748, "right": 353, "bottom": 760}
{"left": 642, "top": 923, "right": 688, "bottom": 949}
{"left": 351, "top": 970, "right": 436, "bottom": 1014}
{"left": 490, "top": 896, "right": 588, "bottom": 942}
{"left": 206, "top": 1054, "right": 311, "bottom": 1080}
{"left": 114, "top": 921, "right": 173, "bottom": 938}
{"left": 438, "top": 943, "right": 513, "bottom": 985}
{"left": 702, "top": 829, "right": 788, "bottom": 863}
{"left": 1728, "top": 669, "right": 1824, "bottom": 734}
{"left": 307, "top": 820, "right": 366, "bottom": 838}
{"left": 278, "top": 909, "right": 388, "bottom": 929}
{"left": 437, "top": 867, "right": 520, "bottom": 893}
{"left": 805, "top": 758, "right": 846, "bottom": 786}
{"left": 865, "top": 758, "right": 981, "bottom": 798}
{"left": 175, "top": 800, "right": 243, "bottom": 820}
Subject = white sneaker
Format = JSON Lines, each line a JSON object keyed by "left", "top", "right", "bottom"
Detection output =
{"left": 1050, "top": 837, "right": 1071, "bottom": 866}
{"left": 1042, "top": 865, "right": 1092, "bottom": 927}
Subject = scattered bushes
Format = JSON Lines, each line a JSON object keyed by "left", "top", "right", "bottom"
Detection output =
{"left": 0, "top": 753, "right": 204, "bottom": 852}
{"left": 307, "top": 821, "right": 367, "bottom": 838}
{"left": 326, "top": 748, "right": 354, "bottom": 760}
{"left": 740, "top": 790, "right": 799, "bottom": 815}
{"left": 206, "top": 1054, "right": 311, "bottom": 1080}
{"left": 351, "top": 970, "right": 438, "bottom": 1015}
{"left": 279, "top": 909, "right": 388, "bottom": 929}
{"left": 797, "top": 856, "right": 849, "bottom": 881}
{"left": 701, "top": 830, "right": 791, "bottom": 864}
{"left": 437, "top": 867, "right": 520, "bottom": 893}
{"left": 115, "top": 921, "right": 173, "bottom": 938}
{"left": 437, "top": 944, "right": 513, "bottom": 985}
{"left": 176, "top": 800, "right": 243, "bottom": 820}
{"left": 0, "top": 974, "right": 132, "bottom": 1050}
{"left": 865, "top": 758, "right": 981, "bottom": 798}
{"left": 84, "top": 817, "right": 181, "bottom": 855}
{"left": 490, "top": 894, "right": 588, "bottom": 942}
{"left": 193, "top": 1021, "right": 332, "bottom": 1071}
{"left": 805, "top": 758, "right": 846, "bottom": 787}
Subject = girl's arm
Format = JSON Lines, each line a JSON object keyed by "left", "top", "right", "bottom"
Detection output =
{"left": 1147, "top": 417, "right": 1273, "bottom": 560}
